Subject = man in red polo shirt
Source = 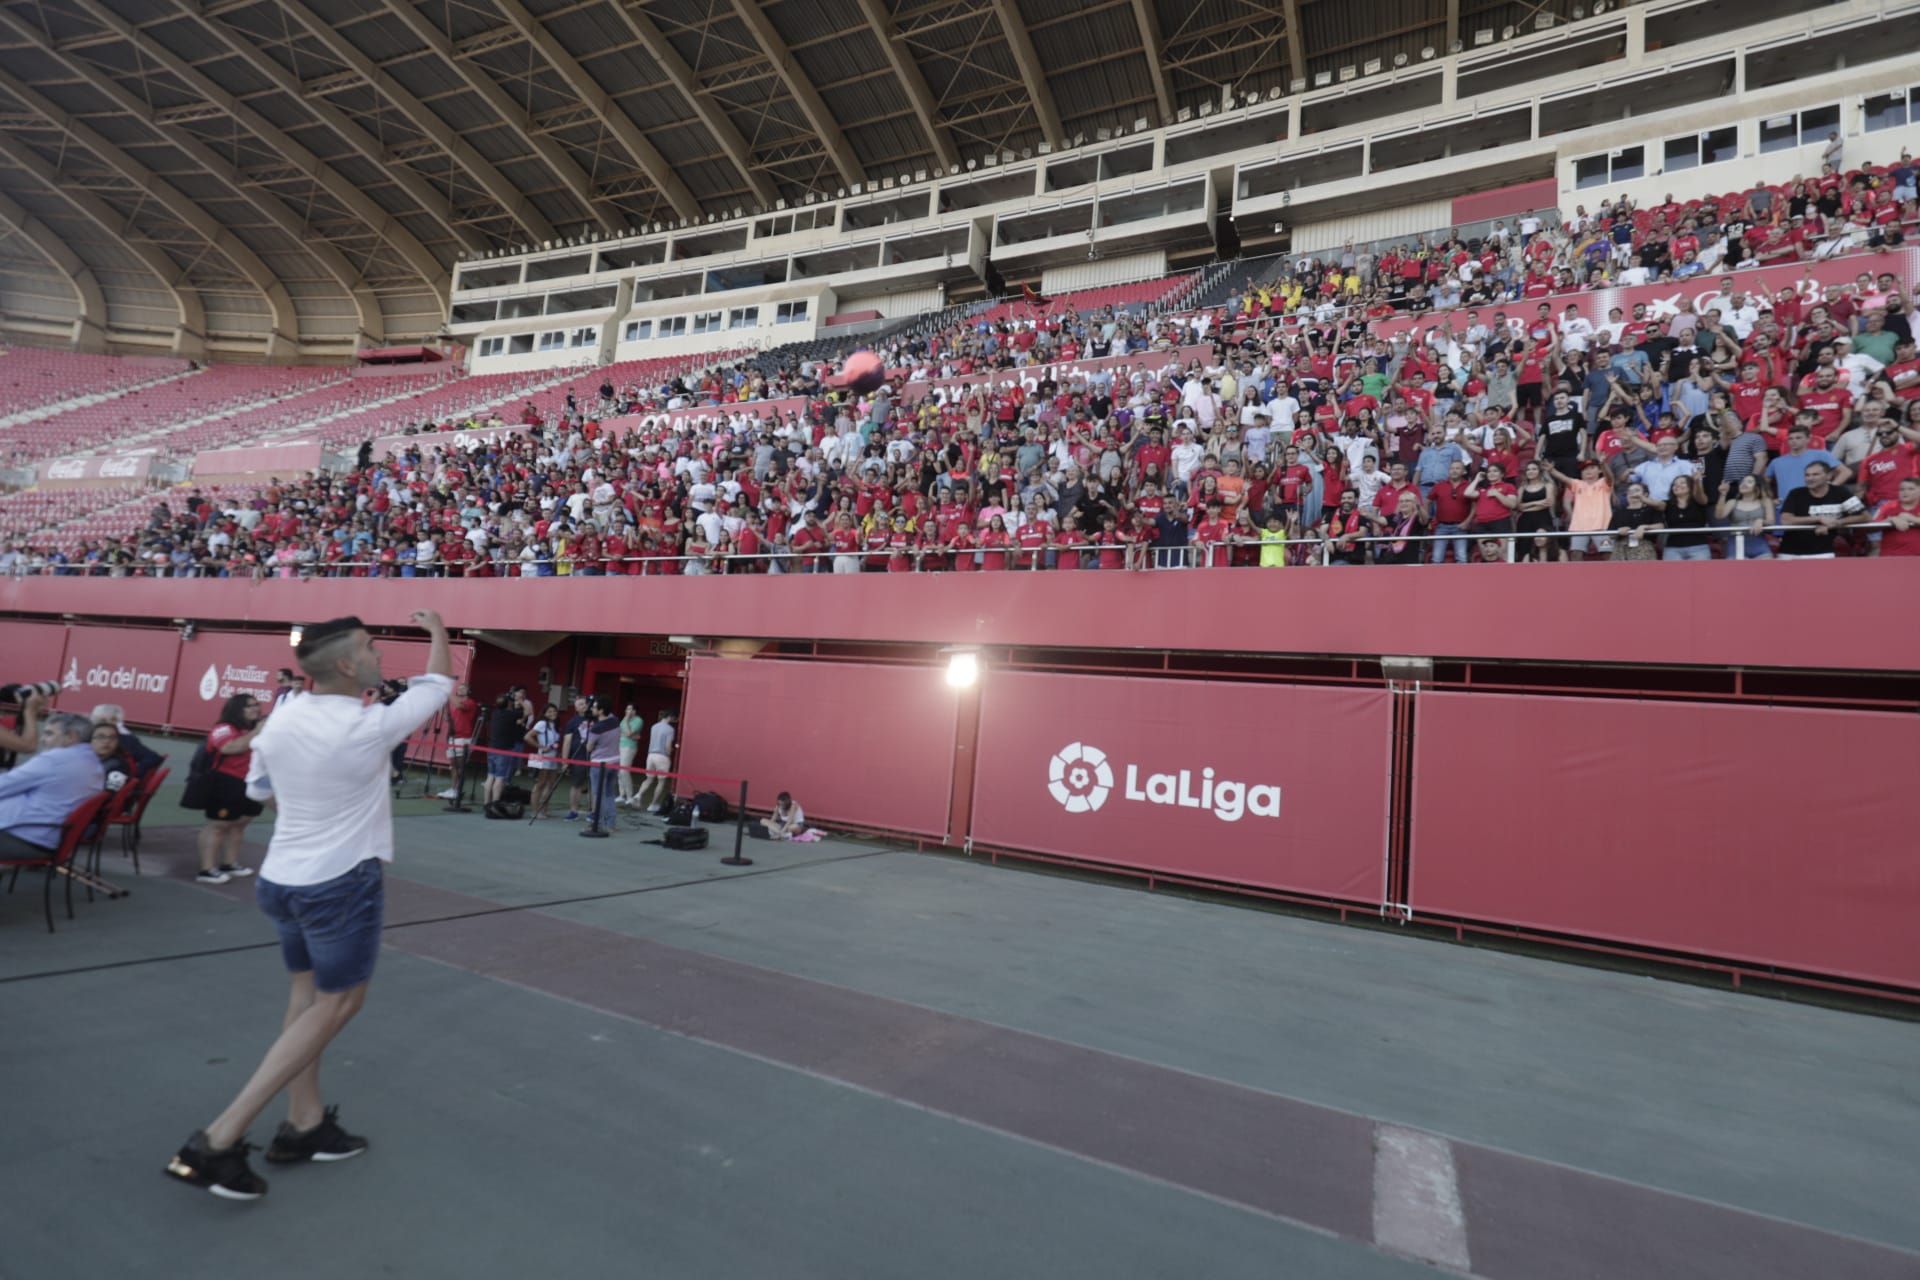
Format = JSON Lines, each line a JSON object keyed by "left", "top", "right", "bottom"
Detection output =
{"left": 1797, "top": 368, "right": 1854, "bottom": 444}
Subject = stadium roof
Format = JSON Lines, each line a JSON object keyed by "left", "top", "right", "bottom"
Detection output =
{"left": 0, "top": 0, "right": 1604, "bottom": 346}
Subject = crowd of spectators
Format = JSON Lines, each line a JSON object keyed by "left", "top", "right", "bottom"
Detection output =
{"left": 1211, "top": 148, "right": 1917, "bottom": 328}
{"left": 3, "top": 156, "right": 1920, "bottom": 575}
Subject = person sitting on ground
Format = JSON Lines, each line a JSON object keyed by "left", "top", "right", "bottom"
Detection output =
{"left": 0, "top": 711, "right": 105, "bottom": 860}
{"left": 764, "top": 791, "right": 805, "bottom": 841}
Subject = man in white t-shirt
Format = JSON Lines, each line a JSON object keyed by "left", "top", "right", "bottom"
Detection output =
{"left": 165, "top": 611, "right": 452, "bottom": 1202}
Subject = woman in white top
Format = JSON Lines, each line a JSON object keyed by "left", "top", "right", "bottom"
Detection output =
{"left": 524, "top": 706, "right": 563, "bottom": 819}
{"left": 766, "top": 792, "right": 805, "bottom": 841}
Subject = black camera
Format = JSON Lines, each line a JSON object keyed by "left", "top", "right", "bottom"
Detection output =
{"left": 0, "top": 680, "right": 59, "bottom": 703}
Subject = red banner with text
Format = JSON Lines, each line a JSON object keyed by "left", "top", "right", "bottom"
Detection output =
{"left": 50, "top": 625, "right": 183, "bottom": 727}
{"left": 969, "top": 672, "right": 1392, "bottom": 902}
{"left": 167, "top": 629, "right": 472, "bottom": 761}
{"left": 678, "top": 657, "right": 957, "bottom": 835}
{"left": 1408, "top": 693, "right": 1920, "bottom": 990}
{"left": 0, "top": 621, "right": 71, "bottom": 695}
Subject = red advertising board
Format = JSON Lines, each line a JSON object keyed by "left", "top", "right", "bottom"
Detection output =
{"left": 677, "top": 657, "right": 957, "bottom": 835}
{"left": 969, "top": 672, "right": 1393, "bottom": 902}
{"left": 1408, "top": 693, "right": 1920, "bottom": 990}
{"left": 191, "top": 440, "right": 325, "bottom": 479}
{"left": 0, "top": 620, "right": 70, "bottom": 691}
{"left": 36, "top": 453, "right": 157, "bottom": 487}
{"left": 167, "top": 629, "right": 472, "bottom": 759}
{"left": 51, "top": 625, "right": 183, "bottom": 727}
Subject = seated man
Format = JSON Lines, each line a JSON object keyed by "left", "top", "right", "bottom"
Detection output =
{"left": 0, "top": 711, "right": 106, "bottom": 858}
{"left": 763, "top": 792, "right": 806, "bottom": 841}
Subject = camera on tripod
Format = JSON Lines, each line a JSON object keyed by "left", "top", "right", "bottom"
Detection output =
{"left": 0, "top": 680, "right": 59, "bottom": 704}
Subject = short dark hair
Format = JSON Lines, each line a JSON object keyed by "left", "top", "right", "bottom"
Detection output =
{"left": 295, "top": 616, "right": 366, "bottom": 662}
{"left": 276, "top": 667, "right": 296, "bottom": 682}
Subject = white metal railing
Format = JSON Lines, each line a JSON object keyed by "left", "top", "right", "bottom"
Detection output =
{"left": 2, "top": 522, "right": 1891, "bottom": 578}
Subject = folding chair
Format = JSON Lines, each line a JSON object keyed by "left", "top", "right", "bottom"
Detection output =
{"left": 0, "top": 792, "right": 110, "bottom": 933}
{"left": 80, "top": 784, "right": 138, "bottom": 900}
{"left": 107, "top": 762, "right": 169, "bottom": 875}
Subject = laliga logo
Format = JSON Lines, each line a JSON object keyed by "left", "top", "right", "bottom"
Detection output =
{"left": 1048, "top": 742, "right": 1112, "bottom": 813}
{"left": 1048, "top": 742, "right": 1282, "bottom": 824}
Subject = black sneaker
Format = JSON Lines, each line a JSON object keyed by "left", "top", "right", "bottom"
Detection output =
{"left": 165, "top": 1131, "right": 267, "bottom": 1200}
{"left": 265, "top": 1106, "right": 369, "bottom": 1164}
{"left": 218, "top": 864, "right": 254, "bottom": 878}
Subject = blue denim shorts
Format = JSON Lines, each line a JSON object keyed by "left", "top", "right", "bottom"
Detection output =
{"left": 486, "top": 753, "right": 515, "bottom": 779}
{"left": 255, "top": 859, "right": 385, "bottom": 992}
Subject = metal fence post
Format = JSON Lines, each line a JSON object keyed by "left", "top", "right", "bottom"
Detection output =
{"left": 721, "top": 779, "right": 753, "bottom": 866}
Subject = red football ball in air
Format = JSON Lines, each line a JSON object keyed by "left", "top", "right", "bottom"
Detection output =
{"left": 841, "top": 350, "right": 886, "bottom": 393}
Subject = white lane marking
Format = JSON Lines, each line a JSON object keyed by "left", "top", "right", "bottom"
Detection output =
{"left": 1372, "top": 1123, "right": 1472, "bottom": 1272}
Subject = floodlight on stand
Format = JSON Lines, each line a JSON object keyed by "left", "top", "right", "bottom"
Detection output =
{"left": 941, "top": 647, "right": 980, "bottom": 689}
{"left": 1534, "top": 11, "right": 1553, "bottom": 28}
{"left": 1362, "top": 58, "right": 1381, "bottom": 75}
{"left": 1393, "top": 52, "right": 1409, "bottom": 67}
{"left": 1134, "top": 117, "right": 1150, "bottom": 130}
{"left": 1420, "top": 45, "right": 1435, "bottom": 59}
{"left": 1473, "top": 28, "right": 1493, "bottom": 44}
{"left": 1289, "top": 77, "right": 1306, "bottom": 92}
{"left": 1501, "top": 24, "right": 1515, "bottom": 38}
{"left": 1448, "top": 38, "right": 1463, "bottom": 52}
{"left": 1338, "top": 64, "right": 1357, "bottom": 81}
{"left": 1177, "top": 106, "right": 1192, "bottom": 121}
{"left": 1313, "top": 70, "right": 1332, "bottom": 87}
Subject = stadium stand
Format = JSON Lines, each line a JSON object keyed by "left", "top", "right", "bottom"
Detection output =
{"left": 0, "top": 348, "right": 188, "bottom": 419}
{"left": 3, "top": 159, "right": 1919, "bottom": 578}
{"left": 0, "top": 365, "right": 347, "bottom": 464}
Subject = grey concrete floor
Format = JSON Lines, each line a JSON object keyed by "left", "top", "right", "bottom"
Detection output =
{"left": 1, "top": 756, "right": 1914, "bottom": 1280}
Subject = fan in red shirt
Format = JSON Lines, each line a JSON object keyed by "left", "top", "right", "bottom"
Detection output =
{"left": 1191, "top": 503, "right": 1232, "bottom": 567}
{"left": 947, "top": 522, "right": 977, "bottom": 572}
{"left": 1886, "top": 338, "right": 1920, "bottom": 401}
{"left": 1859, "top": 428, "right": 1920, "bottom": 508}
{"left": 978, "top": 517, "right": 1012, "bottom": 570}
{"left": 1797, "top": 374, "right": 1853, "bottom": 443}
{"left": 1013, "top": 519, "right": 1050, "bottom": 569}
{"left": 1874, "top": 476, "right": 1920, "bottom": 556}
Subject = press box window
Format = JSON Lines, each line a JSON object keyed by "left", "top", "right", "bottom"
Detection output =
{"left": 477, "top": 337, "right": 505, "bottom": 357}
{"left": 623, "top": 320, "right": 651, "bottom": 341}
{"left": 727, "top": 307, "right": 759, "bottom": 329}
{"left": 1662, "top": 126, "right": 1737, "bottom": 173}
{"left": 775, "top": 300, "right": 809, "bottom": 324}
{"left": 1573, "top": 146, "right": 1643, "bottom": 189}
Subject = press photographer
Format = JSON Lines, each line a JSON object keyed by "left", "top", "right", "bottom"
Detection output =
{"left": 0, "top": 680, "right": 60, "bottom": 763}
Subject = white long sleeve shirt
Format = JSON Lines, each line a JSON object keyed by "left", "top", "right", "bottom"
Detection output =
{"left": 246, "top": 672, "right": 453, "bottom": 885}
